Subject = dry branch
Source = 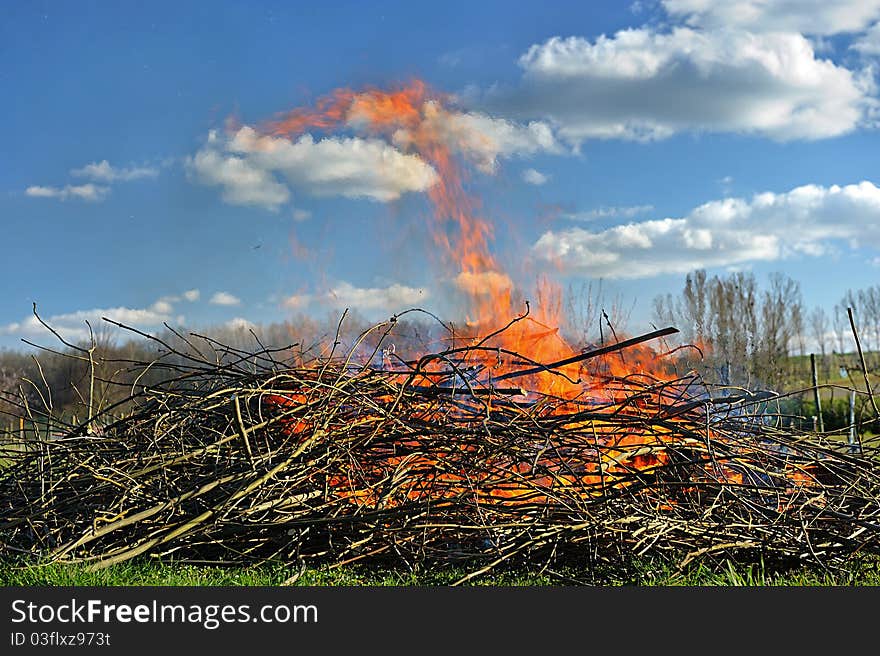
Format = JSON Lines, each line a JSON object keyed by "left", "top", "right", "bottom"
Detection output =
{"left": 2, "top": 313, "right": 880, "bottom": 581}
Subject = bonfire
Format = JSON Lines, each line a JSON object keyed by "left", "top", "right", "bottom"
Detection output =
{"left": 2, "top": 309, "right": 880, "bottom": 583}
{"left": 3, "top": 81, "right": 880, "bottom": 582}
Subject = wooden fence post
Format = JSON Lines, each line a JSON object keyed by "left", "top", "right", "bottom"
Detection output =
{"left": 847, "top": 307, "right": 879, "bottom": 419}
{"left": 811, "top": 353, "right": 824, "bottom": 433}
{"left": 849, "top": 390, "right": 861, "bottom": 455}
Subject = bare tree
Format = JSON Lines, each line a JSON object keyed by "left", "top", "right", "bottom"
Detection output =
{"left": 791, "top": 303, "right": 806, "bottom": 358}
{"left": 655, "top": 270, "right": 803, "bottom": 388}
{"left": 808, "top": 307, "right": 829, "bottom": 358}
{"left": 706, "top": 271, "right": 758, "bottom": 384}
{"left": 861, "top": 285, "right": 880, "bottom": 354}
{"left": 833, "top": 303, "right": 850, "bottom": 354}
{"left": 652, "top": 292, "right": 677, "bottom": 331}
{"left": 683, "top": 269, "right": 709, "bottom": 344}
{"left": 753, "top": 273, "right": 802, "bottom": 385}
{"left": 565, "top": 281, "right": 603, "bottom": 348}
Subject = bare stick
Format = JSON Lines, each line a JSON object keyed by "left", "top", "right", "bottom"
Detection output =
{"left": 810, "top": 353, "right": 824, "bottom": 432}
{"left": 847, "top": 307, "right": 879, "bottom": 419}
{"left": 85, "top": 320, "right": 97, "bottom": 435}
{"left": 490, "top": 326, "right": 679, "bottom": 383}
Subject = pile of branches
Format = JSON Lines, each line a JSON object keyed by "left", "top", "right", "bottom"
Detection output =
{"left": 2, "top": 312, "right": 880, "bottom": 581}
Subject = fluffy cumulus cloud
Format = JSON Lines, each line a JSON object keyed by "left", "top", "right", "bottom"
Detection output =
{"left": 492, "top": 27, "right": 875, "bottom": 143}
{"left": 25, "top": 184, "right": 108, "bottom": 201}
{"left": 210, "top": 291, "right": 241, "bottom": 306}
{"left": 188, "top": 127, "right": 438, "bottom": 210}
{"left": 235, "top": 127, "right": 439, "bottom": 201}
{"left": 461, "top": 2, "right": 880, "bottom": 144}
{"left": 532, "top": 181, "right": 880, "bottom": 278}
{"left": 188, "top": 131, "right": 291, "bottom": 210}
{"left": 71, "top": 160, "right": 159, "bottom": 182}
{"left": 284, "top": 281, "right": 428, "bottom": 313}
{"left": 662, "top": 1, "right": 880, "bottom": 35}
{"left": 0, "top": 291, "right": 201, "bottom": 343}
{"left": 189, "top": 89, "right": 568, "bottom": 210}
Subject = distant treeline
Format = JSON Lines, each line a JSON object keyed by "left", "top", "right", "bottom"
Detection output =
{"left": 1, "top": 271, "right": 877, "bottom": 430}
{"left": 0, "top": 310, "right": 450, "bottom": 431}
{"left": 653, "top": 269, "right": 880, "bottom": 390}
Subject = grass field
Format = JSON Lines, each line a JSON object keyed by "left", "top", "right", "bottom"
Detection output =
{"left": 3, "top": 556, "right": 880, "bottom": 586}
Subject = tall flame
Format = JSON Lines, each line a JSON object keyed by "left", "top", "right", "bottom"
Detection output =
{"left": 265, "top": 81, "right": 499, "bottom": 291}
{"left": 262, "top": 81, "right": 621, "bottom": 395}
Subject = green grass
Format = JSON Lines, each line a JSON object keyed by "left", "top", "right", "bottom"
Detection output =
{"left": 3, "top": 556, "right": 880, "bottom": 586}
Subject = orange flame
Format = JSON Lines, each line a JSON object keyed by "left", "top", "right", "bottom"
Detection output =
{"left": 259, "top": 81, "right": 671, "bottom": 396}
{"left": 265, "top": 81, "right": 500, "bottom": 290}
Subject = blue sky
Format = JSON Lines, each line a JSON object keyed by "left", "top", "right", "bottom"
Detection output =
{"left": 4, "top": 0, "right": 880, "bottom": 348}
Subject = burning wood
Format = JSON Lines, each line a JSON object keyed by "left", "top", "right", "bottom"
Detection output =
{"left": 2, "top": 312, "right": 879, "bottom": 581}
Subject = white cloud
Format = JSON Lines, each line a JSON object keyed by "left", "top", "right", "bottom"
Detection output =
{"left": 25, "top": 184, "right": 109, "bottom": 201}
{"left": 187, "top": 131, "right": 291, "bottom": 210}
{"left": 149, "top": 290, "right": 199, "bottom": 309}
{"left": 662, "top": 1, "right": 880, "bottom": 36}
{"left": 292, "top": 208, "right": 311, "bottom": 221}
{"left": 1, "top": 289, "right": 202, "bottom": 344}
{"left": 226, "top": 317, "right": 256, "bottom": 331}
{"left": 283, "top": 281, "right": 428, "bottom": 313}
{"left": 231, "top": 127, "right": 439, "bottom": 201}
{"left": 0, "top": 298, "right": 181, "bottom": 343}
{"left": 532, "top": 180, "right": 880, "bottom": 278}
{"left": 25, "top": 160, "right": 159, "bottom": 205}
{"left": 486, "top": 27, "right": 874, "bottom": 143}
{"left": 325, "top": 281, "right": 427, "bottom": 310}
{"left": 24, "top": 186, "right": 57, "bottom": 198}
{"left": 564, "top": 204, "right": 654, "bottom": 221}
{"left": 210, "top": 291, "right": 241, "bottom": 306}
{"left": 151, "top": 300, "right": 174, "bottom": 314}
{"left": 71, "top": 160, "right": 159, "bottom": 182}
{"left": 522, "top": 168, "right": 549, "bottom": 185}
{"left": 188, "top": 127, "right": 439, "bottom": 210}
{"left": 189, "top": 90, "right": 565, "bottom": 210}
{"left": 397, "top": 103, "right": 561, "bottom": 173}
